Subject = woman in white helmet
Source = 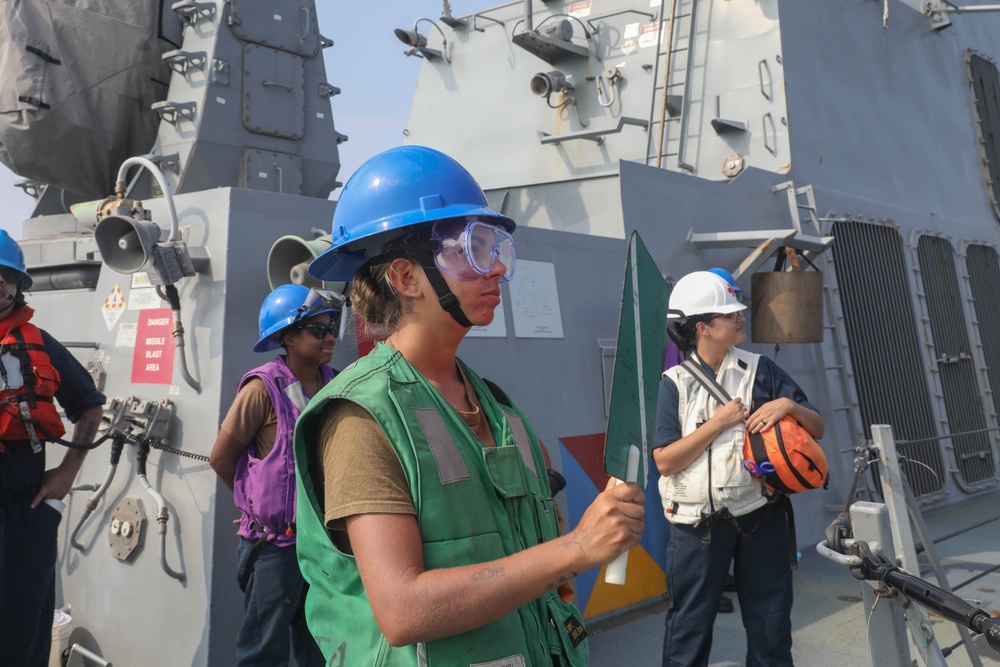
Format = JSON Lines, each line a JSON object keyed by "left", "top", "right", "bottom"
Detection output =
{"left": 653, "top": 270, "right": 823, "bottom": 667}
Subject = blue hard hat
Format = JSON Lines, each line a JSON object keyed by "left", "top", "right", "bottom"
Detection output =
{"left": 0, "top": 230, "right": 32, "bottom": 290}
{"left": 309, "top": 146, "right": 516, "bottom": 281}
{"left": 253, "top": 284, "right": 341, "bottom": 353}
{"left": 707, "top": 267, "right": 738, "bottom": 288}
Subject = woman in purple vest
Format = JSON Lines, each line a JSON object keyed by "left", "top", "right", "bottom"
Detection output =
{"left": 210, "top": 284, "right": 343, "bottom": 666}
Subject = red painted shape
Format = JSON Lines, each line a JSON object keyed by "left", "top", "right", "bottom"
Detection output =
{"left": 559, "top": 433, "right": 609, "bottom": 490}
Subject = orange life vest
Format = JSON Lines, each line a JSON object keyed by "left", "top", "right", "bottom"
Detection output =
{"left": 0, "top": 306, "right": 65, "bottom": 446}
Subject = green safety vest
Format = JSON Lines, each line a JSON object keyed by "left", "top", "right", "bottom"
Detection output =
{"left": 294, "top": 343, "right": 589, "bottom": 667}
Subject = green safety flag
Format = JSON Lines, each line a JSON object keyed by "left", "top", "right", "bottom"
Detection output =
{"left": 604, "top": 231, "right": 670, "bottom": 484}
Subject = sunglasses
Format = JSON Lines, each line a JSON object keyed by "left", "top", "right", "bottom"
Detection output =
{"left": 292, "top": 320, "right": 339, "bottom": 339}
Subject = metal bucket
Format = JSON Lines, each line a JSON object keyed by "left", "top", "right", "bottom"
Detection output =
{"left": 750, "top": 271, "right": 824, "bottom": 343}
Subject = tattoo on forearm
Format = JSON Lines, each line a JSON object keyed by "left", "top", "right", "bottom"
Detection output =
{"left": 547, "top": 572, "right": 577, "bottom": 591}
{"left": 71, "top": 415, "right": 101, "bottom": 462}
{"left": 470, "top": 567, "right": 505, "bottom": 582}
{"left": 561, "top": 533, "right": 591, "bottom": 554}
{"left": 75, "top": 418, "right": 99, "bottom": 444}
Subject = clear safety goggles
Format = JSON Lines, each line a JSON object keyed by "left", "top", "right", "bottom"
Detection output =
{"left": 430, "top": 219, "right": 515, "bottom": 283}
{"left": 298, "top": 288, "right": 346, "bottom": 316}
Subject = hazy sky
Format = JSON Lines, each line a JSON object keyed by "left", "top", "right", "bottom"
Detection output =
{"left": 0, "top": 0, "right": 477, "bottom": 239}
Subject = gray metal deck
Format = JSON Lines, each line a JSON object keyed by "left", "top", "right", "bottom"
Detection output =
{"left": 588, "top": 495, "right": 1000, "bottom": 666}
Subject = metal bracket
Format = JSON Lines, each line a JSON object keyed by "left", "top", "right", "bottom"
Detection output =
{"left": 923, "top": 2, "right": 1000, "bottom": 30}
{"left": 171, "top": 1, "right": 215, "bottom": 26}
{"left": 151, "top": 101, "right": 197, "bottom": 125}
{"left": 538, "top": 116, "right": 648, "bottom": 146}
{"left": 512, "top": 30, "right": 591, "bottom": 65}
{"left": 211, "top": 59, "right": 230, "bottom": 86}
{"left": 666, "top": 95, "right": 683, "bottom": 118}
{"left": 318, "top": 82, "right": 341, "bottom": 99}
{"left": 13, "top": 179, "right": 43, "bottom": 200}
{"left": 710, "top": 95, "right": 747, "bottom": 135}
{"left": 162, "top": 50, "right": 206, "bottom": 75}
{"left": 142, "top": 153, "right": 180, "bottom": 174}
{"left": 687, "top": 229, "right": 832, "bottom": 258}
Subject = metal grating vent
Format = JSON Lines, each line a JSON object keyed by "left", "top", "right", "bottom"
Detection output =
{"left": 964, "top": 245, "right": 1000, "bottom": 477}
{"left": 969, "top": 54, "right": 1000, "bottom": 220}
{"left": 917, "top": 236, "right": 995, "bottom": 488}
{"left": 831, "top": 222, "right": 944, "bottom": 495}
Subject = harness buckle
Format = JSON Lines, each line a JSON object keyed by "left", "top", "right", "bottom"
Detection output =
{"left": 18, "top": 401, "right": 42, "bottom": 453}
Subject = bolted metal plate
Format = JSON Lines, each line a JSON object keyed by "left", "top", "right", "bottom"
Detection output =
{"left": 750, "top": 271, "right": 824, "bottom": 344}
{"left": 242, "top": 45, "right": 306, "bottom": 139}
{"left": 241, "top": 149, "right": 303, "bottom": 195}
{"left": 108, "top": 497, "right": 146, "bottom": 561}
{"left": 722, "top": 154, "right": 744, "bottom": 178}
{"left": 228, "top": 0, "right": 321, "bottom": 58}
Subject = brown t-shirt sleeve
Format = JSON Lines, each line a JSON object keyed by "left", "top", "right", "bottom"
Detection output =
{"left": 219, "top": 378, "right": 278, "bottom": 459}
{"left": 319, "top": 400, "right": 416, "bottom": 529}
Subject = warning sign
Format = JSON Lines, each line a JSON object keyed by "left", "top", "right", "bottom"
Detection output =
{"left": 131, "top": 308, "right": 176, "bottom": 385}
{"left": 638, "top": 22, "right": 661, "bottom": 49}
{"left": 101, "top": 284, "right": 127, "bottom": 331}
{"left": 621, "top": 37, "right": 637, "bottom": 55}
{"left": 568, "top": 1, "right": 591, "bottom": 18}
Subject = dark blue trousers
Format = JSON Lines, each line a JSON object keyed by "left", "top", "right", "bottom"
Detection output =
{"left": 235, "top": 537, "right": 324, "bottom": 667}
{"left": 0, "top": 443, "right": 59, "bottom": 667}
{"left": 662, "top": 504, "right": 794, "bottom": 667}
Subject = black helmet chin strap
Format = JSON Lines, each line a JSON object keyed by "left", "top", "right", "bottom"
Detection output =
{"left": 415, "top": 253, "right": 474, "bottom": 328}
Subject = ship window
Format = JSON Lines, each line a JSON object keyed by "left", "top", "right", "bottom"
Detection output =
{"left": 968, "top": 54, "right": 1000, "bottom": 220}
{"left": 830, "top": 221, "right": 944, "bottom": 496}
{"left": 917, "top": 236, "right": 996, "bottom": 489}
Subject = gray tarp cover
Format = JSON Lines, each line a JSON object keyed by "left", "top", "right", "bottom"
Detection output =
{"left": 0, "top": 1, "right": 173, "bottom": 197}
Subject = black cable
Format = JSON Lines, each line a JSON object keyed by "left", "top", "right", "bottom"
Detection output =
{"left": 0, "top": 403, "right": 118, "bottom": 450}
{"left": 150, "top": 441, "right": 209, "bottom": 462}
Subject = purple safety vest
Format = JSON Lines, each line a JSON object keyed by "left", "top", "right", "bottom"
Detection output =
{"left": 232, "top": 356, "right": 336, "bottom": 547}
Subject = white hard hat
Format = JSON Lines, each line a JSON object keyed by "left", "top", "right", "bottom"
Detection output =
{"left": 668, "top": 270, "right": 747, "bottom": 318}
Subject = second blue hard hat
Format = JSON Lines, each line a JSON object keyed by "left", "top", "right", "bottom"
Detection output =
{"left": 0, "top": 230, "right": 32, "bottom": 290}
{"left": 254, "top": 284, "right": 340, "bottom": 353}
{"left": 308, "top": 145, "right": 515, "bottom": 281}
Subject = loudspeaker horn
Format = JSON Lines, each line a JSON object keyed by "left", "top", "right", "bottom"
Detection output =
{"left": 266, "top": 234, "right": 345, "bottom": 291}
{"left": 94, "top": 215, "right": 162, "bottom": 274}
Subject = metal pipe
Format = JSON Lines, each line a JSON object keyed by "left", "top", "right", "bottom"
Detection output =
{"left": 135, "top": 429, "right": 185, "bottom": 582}
{"left": 115, "top": 156, "right": 179, "bottom": 242}
{"left": 523, "top": 0, "right": 533, "bottom": 31}
{"left": 69, "top": 463, "right": 118, "bottom": 552}
{"left": 67, "top": 644, "right": 113, "bottom": 667}
{"left": 137, "top": 472, "right": 185, "bottom": 582}
{"left": 941, "top": 4, "right": 1000, "bottom": 12}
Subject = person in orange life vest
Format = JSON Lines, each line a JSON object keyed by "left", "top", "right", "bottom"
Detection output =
{"left": 0, "top": 230, "right": 106, "bottom": 667}
{"left": 209, "top": 284, "right": 343, "bottom": 667}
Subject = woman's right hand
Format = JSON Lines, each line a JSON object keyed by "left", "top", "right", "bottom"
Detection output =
{"left": 565, "top": 478, "right": 645, "bottom": 568}
{"left": 711, "top": 397, "right": 749, "bottom": 431}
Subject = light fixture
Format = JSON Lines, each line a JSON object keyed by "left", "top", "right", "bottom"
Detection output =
{"left": 530, "top": 70, "right": 573, "bottom": 98}
{"left": 393, "top": 18, "right": 450, "bottom": 63}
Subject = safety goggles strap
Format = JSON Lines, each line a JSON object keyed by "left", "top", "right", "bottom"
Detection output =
{"left": 416, "top": 254, "right": 473, "bottom": 328}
